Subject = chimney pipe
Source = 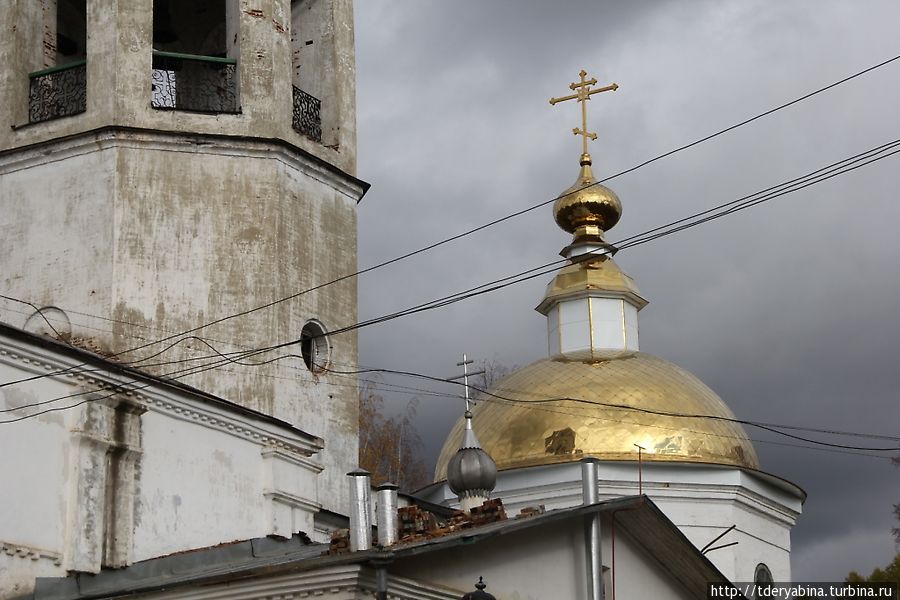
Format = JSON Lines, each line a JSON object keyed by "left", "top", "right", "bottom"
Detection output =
{"left": 348, "top": 469, "right": 372, "bottom": 552}
{"left": 376, "top": 482, "right": 399, "bottom": 547}
{"left": 582, "top": 457, "right": 599, "bottom": 506}
{"left": 581, "top": 458, "right": 604, "bottom": 600}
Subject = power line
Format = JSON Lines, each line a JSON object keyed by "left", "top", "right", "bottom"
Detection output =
{"left": 323, "top": 365, "right": 900, "bottom": 452}
{"left": 322, "top": 138, "right": 900, "bottom": 339}
{"left": 4, "top": 135, "right": 900, "bottom": 414}
{"left": 348, "top": 372, "right": 895, "bottom": 460}
{"left": 3, "top": 53, "right": 896, "bottom": 389}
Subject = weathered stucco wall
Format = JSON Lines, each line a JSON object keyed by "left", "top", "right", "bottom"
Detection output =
{"left": 0, "top": 0, "right": 356, "bottom": 173}
{"left": 0, "top": 139, "right": 116, "bottom": 337}
{"left": 422, "top": 460, "right": 801, "bottom": 583}
{"left": 391, "top": 517, "right": 696, "bottom": 600}
{"left": 0, "top": 331, "right": 323, "bottom": 599}
{"left": 0, "top": 128, "right": 361, "bottom": 515}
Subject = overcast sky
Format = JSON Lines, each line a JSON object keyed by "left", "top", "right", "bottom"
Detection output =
{"left": 352, "top": 0, "right": 900, "bottom": 581}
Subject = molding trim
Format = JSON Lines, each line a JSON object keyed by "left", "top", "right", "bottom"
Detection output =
{"left": 263, "top": 490, "right": 322, "bottom": 513}
{"left": 0, "top": 126, "right": 368, "bottom": 202}
{"left": 0, "top": 540, "right": 63, "bottom": 566}
{"left": 0, "top": 337, "right": 322, "bottom": 461}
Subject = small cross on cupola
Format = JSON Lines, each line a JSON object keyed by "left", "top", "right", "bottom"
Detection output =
{"left": 549, "top": 69, "right": 618, "bottom": 166}
{"left": 461, "top": 576, "right": 497, "bottom": 600}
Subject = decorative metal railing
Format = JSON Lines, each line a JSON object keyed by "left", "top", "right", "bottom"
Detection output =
{"left": 151, "top": 51, "right": 239, "bottom": 114}
{"left": 28, "top": 60, "right": 87, "bottom": 124}
{"left": 292, "top": 85, "right": 322, "bottom": 142}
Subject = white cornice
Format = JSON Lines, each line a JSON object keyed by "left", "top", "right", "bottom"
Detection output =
{"left": 0, "top": 128, "right": 366, "bottom": 202}
{"left": 263, "top": 490, "right": 322, "bottom": 513}
{"left": 0, "top": 332, "right": 323, "bottom": 461}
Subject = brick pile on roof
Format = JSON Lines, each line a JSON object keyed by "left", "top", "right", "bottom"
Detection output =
{"left": 327, "top": 498, "right": 520, "bottom": 554}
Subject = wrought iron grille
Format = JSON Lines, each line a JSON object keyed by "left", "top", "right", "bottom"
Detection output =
{"left": 28, "top": 61, "right": 87, "bottom": 124}
{"left": 151, "top": 51, "right": 239, "bottom": 114}
{"left": 292, "top": 86, "right": 322, "bottom": 142}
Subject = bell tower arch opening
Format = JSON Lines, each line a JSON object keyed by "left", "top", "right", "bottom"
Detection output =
{"left": 291, "top": 0, "right": 343, "bottom": 145}
{"left": 151, "top": 0, "right": 241, "bottom": 113}
{"left": 54, "top": 0, "right": 87, "bottom": 66}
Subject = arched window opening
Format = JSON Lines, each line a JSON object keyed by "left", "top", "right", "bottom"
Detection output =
{"left": 753, "top": 563, "right": 774, "bottom": 599}
{"left": 300, "top": 320, "right": 330, "bottom": 373}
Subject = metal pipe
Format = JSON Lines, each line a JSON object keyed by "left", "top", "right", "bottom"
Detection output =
{"left": 582, "top": 457, "right": 599, "bottom": 506}
{"left": 348, "top": 469, "right": 372, "bottom": 552}
{"left": 581, "top": 458, "right": 604, "bottom": 600}
{"left": 376, "top": 482, "right": 399, "bottom": 547}
{"left": 375, "top": 565, "right": 388, "bottom": 600}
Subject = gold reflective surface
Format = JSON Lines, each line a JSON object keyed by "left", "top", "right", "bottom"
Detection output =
{"left": 537, "top": 256, "right": 647, "bottom": 313}
{"left": 553, "top": 161, "right": 622, "bottom": 234}
{"left": 434, "top": 353, "right": 760, "bottom": 482}
{"left": 549, "top": 69, "right": 618, "bottom": 158}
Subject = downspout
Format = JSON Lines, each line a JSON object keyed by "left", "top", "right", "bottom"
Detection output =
{"left": 375, "top": 564, "right": 388, "bottom": 600}
{"left": 581, "top": 458, "right": 604, "bottom": 600}
{"left": 373, "top": 483, "right": 399, "bottom": 600}
{"left": 369, "top": 556, "right": 394, "bottom": 600}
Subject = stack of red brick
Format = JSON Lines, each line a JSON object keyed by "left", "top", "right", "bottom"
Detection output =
{"left": 328, "top": 528, "right": 351, "bottom": 554}
{"left": 327, "top": 498, "right": 522, "bottom": 554}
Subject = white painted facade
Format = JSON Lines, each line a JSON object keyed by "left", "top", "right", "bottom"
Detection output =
{"left": 0, "top": 326, "right": 324, "bottom": 600}
{"left": 427, "top": 224, "right": 805, "bottom": 585}
{"left": 0, "top": 0, "right": 365, "bottom": 518}
{"left": 422, "top": 460, "right": 803, "bottom": 584}
{"left": 391, "top": 516, "right": 697, "bottom": 600}
{"left": 14, "top": 497, "right": 725, "bottom": 600}
{"left": 547, "top": 296, "right": 641, "bottom": 356}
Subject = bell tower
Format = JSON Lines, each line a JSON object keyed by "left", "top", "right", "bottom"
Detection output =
{"left": 0, "top": 0, "right": 366, "bottom": 513}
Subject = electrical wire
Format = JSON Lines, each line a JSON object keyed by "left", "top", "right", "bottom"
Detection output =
{"left": 3, "top": 136, "right": 900, "bottom": 419}
{"left": 320, "top": 365, "right": 900, "bottom": 452}
{"left": 3, "top": 53, "right": 896, "bottom": 390}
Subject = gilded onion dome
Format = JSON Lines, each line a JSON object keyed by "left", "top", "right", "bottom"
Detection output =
{"left": 432, "top": 69, "right": 760, "bottom": 484}
{"left": 553, "top": 153, "right": 622, "bottom": 240}
{"left": 434, "top": 353, "right": 760, "bottom": 481}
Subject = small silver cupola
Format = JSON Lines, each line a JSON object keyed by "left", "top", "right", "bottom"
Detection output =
{"left": 446, "top": 354, "right": 497, "bottom": 511}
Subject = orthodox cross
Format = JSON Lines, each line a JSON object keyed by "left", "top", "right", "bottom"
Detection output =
{"left": 449, "top": 354, "right": 484, "bottom": 413}
{"left": 549, "top": 69, "right": 618, "bottom": 157}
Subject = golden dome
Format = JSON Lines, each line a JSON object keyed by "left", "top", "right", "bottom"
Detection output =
{"left": 553, "top": 155, "right": 622, "bottom": 235}
{"left": 434, "top": 352, "right": 759, "bottom": 482}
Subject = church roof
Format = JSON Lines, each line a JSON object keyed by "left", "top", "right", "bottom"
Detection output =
{"left": 434, "top": 352, "right": 760, "bottom": 481}
{"left": 17, "top": 496, "right": 733, "bottom": 600}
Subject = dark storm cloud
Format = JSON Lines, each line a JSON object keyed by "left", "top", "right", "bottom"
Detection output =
{"left": 354, "top": 0, "right": 900, "bottom": 579}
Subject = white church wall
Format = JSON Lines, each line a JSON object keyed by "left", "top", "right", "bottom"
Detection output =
{"left": 0, "top": 330, "right": 325, "bottom": 599}
{"left": 0, "top": 141, "right": 117, "bottom": 337}
{"left": 391, "top": 520, "right": 585, "bottom": 599}
{"left": 0, "top": 355, "right": 74, "bottom": 600}
{"left": 391, "top": 517, "right": 695, "bottom": 600}
{"left": 133, "top": 412, "right": 267, "bottom": 560}
{"left": 0, "top": 127, "right": 362, "bottom": 517}
{"left": 422, "top": 459, "right": 801, "bottom": 584}
{"left": 609, "top": 521, "right": 697, "bottom": 600}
